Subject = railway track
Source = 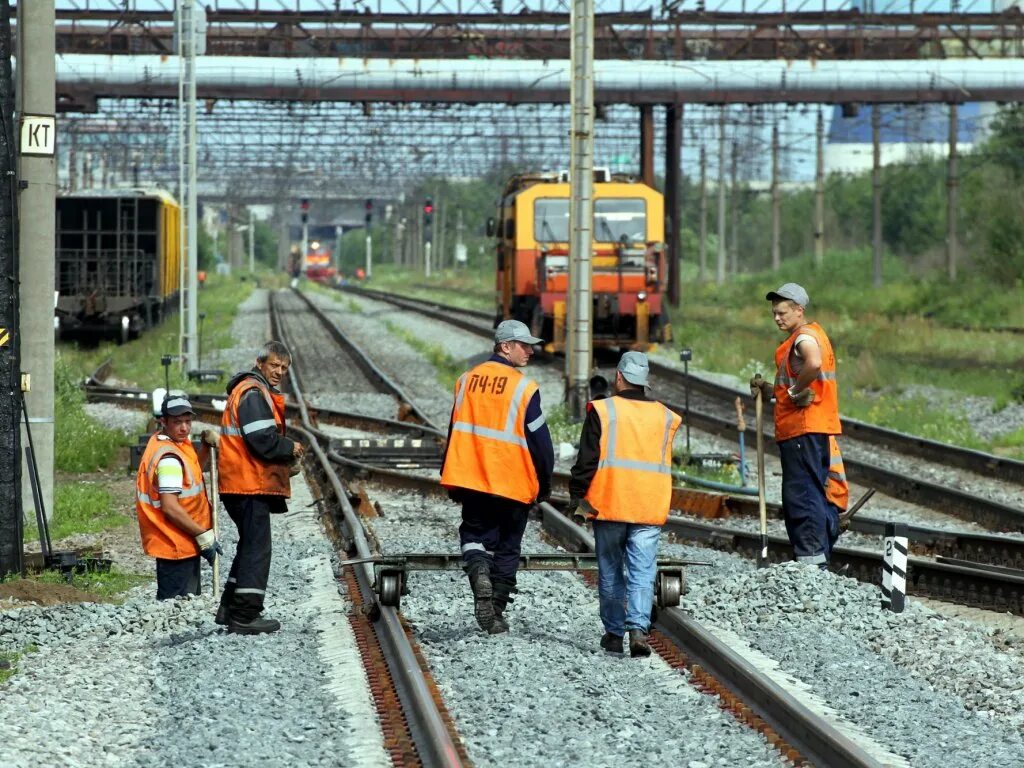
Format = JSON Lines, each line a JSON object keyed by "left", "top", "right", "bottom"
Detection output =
{"left": 341, "top": 285, "right": 1024, "bottom": 532}
{"left": 276, "top": 287, "right": 890, "bottom": 766}
{"left": 270, "top": 288, "right": 888, "bottom": 768}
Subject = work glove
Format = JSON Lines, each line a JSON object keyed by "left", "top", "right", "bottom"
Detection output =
{"left": 200, "top": 429, "right": 220, "bottom": 448}
{"left": 788, "top": 386, "right": 815, "bottom": 408}
{"left": 749, "top": 376, "right": 773, "bottom": 401}
{"left": 195, "top": 529, "right": 223, "bottom": 566}
{"left": 566, "top": 497, "right": 588, "bottom": 527}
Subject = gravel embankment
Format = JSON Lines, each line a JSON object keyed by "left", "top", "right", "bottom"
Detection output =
{"left": 0, "top": 475, "right": 390, "bottom": 768}
{"left": 363, "top": 485, "right": 783, "bottom": 767}
{"left": 665, "top": 538, "right": 1024, "bottom": 767}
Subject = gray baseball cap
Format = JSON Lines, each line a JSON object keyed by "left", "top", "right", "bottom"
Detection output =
{"left": 617, "top": 351, "right": 649, "bottom": 387}
{"left": 495, "top": 319, "right": 543, "bottom": 345}
{"left": 766, "top": 282, "right": 810, "bottom": 308}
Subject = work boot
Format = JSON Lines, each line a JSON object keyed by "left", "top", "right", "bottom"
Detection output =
{"left": 466, "top": 561, "right": 495, "bottom": 632}
{"left": 227, "top": 616, "right": 281, "bottom": 636}
{"left": 628, "top": 629, "right": 652, "bottom": 658}
{"left": 600, "top": 632, "right": 624, "bottom": 655}
{"left": 490, "top": 577, "right": 517, "bottom": 635}
{"left": 215, "top": 603, "right": 229, "bottom": 626}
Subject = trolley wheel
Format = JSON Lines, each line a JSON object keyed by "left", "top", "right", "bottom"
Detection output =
{"left": 378, "top": 571, "right": 403, "bottom": 609}
{"left": 655, "top": 570, "right": 683, "bottom": 609}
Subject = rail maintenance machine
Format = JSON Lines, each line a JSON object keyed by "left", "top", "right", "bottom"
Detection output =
{"left": 490, "top": 169, "right": 671, "bottom": 352}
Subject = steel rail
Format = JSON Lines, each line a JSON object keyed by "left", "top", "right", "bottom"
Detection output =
{"left": 323, "top": 457, "right": 882, "bottom": 765}
{"left": 83, "top": 382, "right": 441, "bottom": 438}
{"left": 333, "top": 286, "right": 1024, "bottom": 533}
{"left": 674, "top": 487, "right": 1024, "bottom": 570}
{"left": 665, "top": 516, "right": 1024, "bottom": 616}
{"left": 648, "top": 359, "right": 1024, "bottom": 486}
{"left": 285, "top": 288, "right": 438, "bottom": 429}
{"left": 662, "top": 391, "right": 1024, "bottom": 532}
{"left": 273, "top": 303, "right": 463, "bottom": 767}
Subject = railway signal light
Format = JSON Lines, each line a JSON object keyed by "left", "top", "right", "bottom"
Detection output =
{"left": 423, "top": 197, "right": 433, "bottom": 228}
{"left": 365, "top": 198, "right": 373, "bottom": 226}
{"left": 300, "top": 198, "right": 309, "bottom": 224}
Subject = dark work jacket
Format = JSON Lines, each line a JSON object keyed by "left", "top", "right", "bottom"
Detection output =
{"left": 443, "top": 354, "right": 555, "bottom": 500}
{"left": 222, "top": 368, "right": 296, "bottom": 512}
{"left": 568, "top": 387, "right": 650, "bottom": 500}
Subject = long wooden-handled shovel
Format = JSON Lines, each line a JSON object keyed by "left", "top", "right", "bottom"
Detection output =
{"left": 754, "top": 374, "right": 770, "bottom": 569}
{"left": 210, "top": 445, "right": 220, "bottom": 599}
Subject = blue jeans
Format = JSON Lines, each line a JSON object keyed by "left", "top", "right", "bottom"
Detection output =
{"left": 778, "top": 433, "right": 840, "bottom": 568}
{"left": 592, "top": 521, "right": 661, "bottom": 636}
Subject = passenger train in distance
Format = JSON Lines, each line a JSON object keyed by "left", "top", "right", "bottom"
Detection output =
{"left": 490, "top": 169, "right": 671, "bottom": 352}
{"left": 55, "top": 189, "right": 182, "bottom": 343}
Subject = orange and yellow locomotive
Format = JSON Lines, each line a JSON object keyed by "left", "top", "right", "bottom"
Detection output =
{"left": 492, "top": 171, "right": 670, "bottom": 351}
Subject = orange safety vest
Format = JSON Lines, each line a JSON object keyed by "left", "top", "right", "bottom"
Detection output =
{"left": 584, "top": 396, "right": 682, "bottom": 526}
{"left": 218, "top": 377, "right": 292, "bottom": 497}
{"left": 440, "top": 360, "right": 540, "bottom": 504}
{"left": 136, "top": 433, "right": 212, "bottom": 560}
{"left": 826, "top": 435, "right": 849, "bottom": 512}
{"left": 773, "top": 321, "right": 842, "bottom": 441}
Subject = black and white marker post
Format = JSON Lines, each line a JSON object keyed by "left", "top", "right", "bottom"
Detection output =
{"left": 881, "top": 522, "right": 908, "bottom": 612}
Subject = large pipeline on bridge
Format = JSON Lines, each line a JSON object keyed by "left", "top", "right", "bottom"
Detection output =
{"left": 55, "top": 55, "right": 1024, "bottom": 105}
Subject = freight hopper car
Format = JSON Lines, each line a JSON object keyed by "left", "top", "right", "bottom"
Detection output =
{"left": 55, "top": 190, "right": 181, "bottom": 342}
{"left": 492, "top": 172, "right": 670, "bottom": 352}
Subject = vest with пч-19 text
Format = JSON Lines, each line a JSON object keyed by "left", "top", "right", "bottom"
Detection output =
{"left": 466, "top": 373, "right": 509, "bottom": 395}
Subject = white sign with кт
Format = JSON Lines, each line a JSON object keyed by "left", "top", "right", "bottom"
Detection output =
{"left": 21, "top": 115, "right": 56, "bottom": 157}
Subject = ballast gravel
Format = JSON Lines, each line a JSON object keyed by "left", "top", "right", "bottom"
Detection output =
{"left": 0, "top": 474, "right": 391, "bottom": 768}
{"left": 663, "top": 539, "right": 1024, "bottom": 767}
{"left": 362, "top": 485, "right": 781, "bottom": 768}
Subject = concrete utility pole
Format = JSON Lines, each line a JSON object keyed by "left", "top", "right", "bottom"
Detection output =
{"left": 771, "top": 122, "right": 781, "bottom": 272}
{"left": 300, "top": 217, "right": 309, "bottom": 274}
{"left": 665, "top": 103, "right": 682, "bottom": 307}
{"left": 872, "top": 105, "right": 883, "bottom": 288}
{"left": 567, "top": 0, "right": 595, "bottom": 419}
{"left": 946, "top": 103, "right": 959, "bottom": 281}
{"left": 1, "top": 2, "right": 23, "bottom": 575}
{"left": 436, "top": 190, "right": 446, "bottom": 271}
{"left": 17, "top": 0, "right": 56, "bottom": 524}
{"left": 276, "top": 212, "right": 289, "bottom": 271}
{"left": 365, "top": 229, "right": 372, "bottom": 279}
{"left": 248, "top": 208, "right": 255, "bottom": 271}
{"left": 176, "top": 0, "right": 200, "bottom": 370}
{"left": 814, "top": 108, "right": 825, "bottom": 268}
{"left": 716, "top": 110, "right": 727, "bottom": 285}
{"left": 698, "top": 146, "right": 707, "bottom": 282}
{"left": 455, "top": 207, "right": 466, "bottom": 268}
{"left": 729, "top": 140, "right": 739, "bottom": 276}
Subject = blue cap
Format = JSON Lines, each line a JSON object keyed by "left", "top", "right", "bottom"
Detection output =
{"left": 617, "top": 351, "right": 649, "bottom": 387}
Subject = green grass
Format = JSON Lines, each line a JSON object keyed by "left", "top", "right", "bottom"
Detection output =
{"left": 54, "top": 353, "right": 133, "bottom": 472}
{"left": 58, "top": 272, "right": 257, "bottom": 395}
{"left": 0, "top": 646, "right": 37, "bottom": 685}
{"left": 544, "top": 403, "right": 583, "bottom": 446}
{"left": 384, "top": 321, "right": 464, "bottom": 391}
{"left": 24, "top": 482, "right": 130, "bottom": 542}
{"left": 368, "top": 265, "right": 493, "bottom": 312}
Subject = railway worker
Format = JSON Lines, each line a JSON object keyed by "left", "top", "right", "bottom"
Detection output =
{"left": 751, "top": 283, "right": 849, "bottom": 569}
{"left": 135, "top": 392, "right": 223, "bottom": 601}
{"left": 441, "top": 319, "right": 555, "bottom": 635}
{"left": 213, "top": 341, "right": 305, "bottom": 635}
{"left": 567, "top": 352, "right": 681, "bottom": 658}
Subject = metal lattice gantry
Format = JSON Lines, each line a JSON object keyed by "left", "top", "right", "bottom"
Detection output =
{"left": 46, "top": 0, "right": 1024, "bottom": 61}
{"left": 59, "top": 99, "right": 678, "bottom": 201}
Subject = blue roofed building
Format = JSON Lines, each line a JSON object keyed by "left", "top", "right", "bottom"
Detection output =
{"left": 825, "top": 102, "right": 994, "bottom": 175}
